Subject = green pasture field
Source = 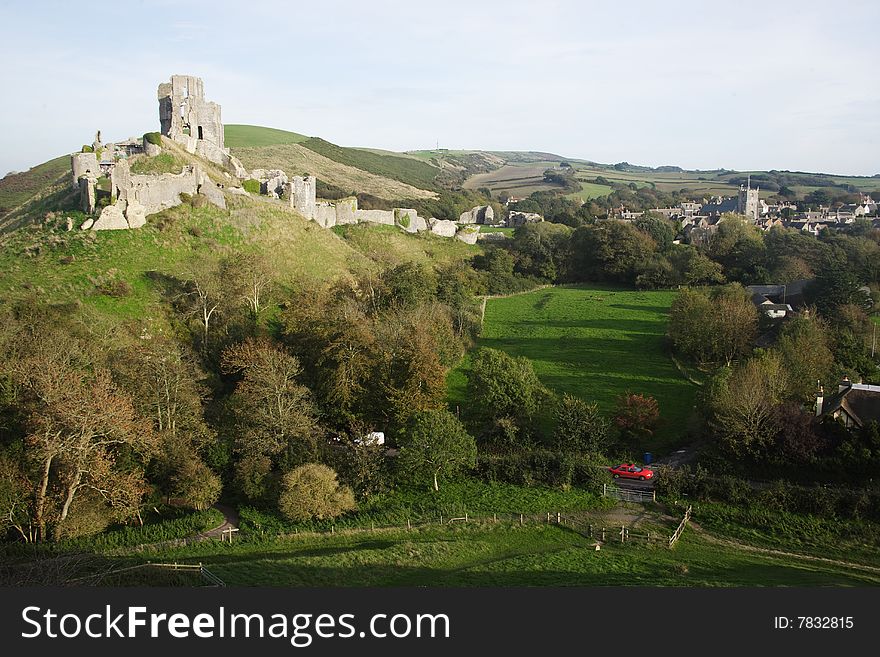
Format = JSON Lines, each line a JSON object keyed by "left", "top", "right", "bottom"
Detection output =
{"left": 132, "top": 521, "right": 880, "bottom": 586}
{"left": 448, "top": 285, "right": 697, "bottom": 454}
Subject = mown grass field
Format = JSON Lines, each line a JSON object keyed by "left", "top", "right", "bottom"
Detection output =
{"left": 134, "top": 521, "right": 880, "bottom": 587}
{"left": 448, "top": 285, "right": 696, "bottom": 454}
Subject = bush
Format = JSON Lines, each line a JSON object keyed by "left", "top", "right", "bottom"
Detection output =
{"left": 278, "top": 464, "right": 356, "bottom": 522}
{"left": 143, "top": 132, "right": 162, "bottom": 146}
{"left": 97, "top": 279, "right": 133, "bottom": 298}
{"left": 242, "top": 179, "right": 261, "bottom": 195}
{"left": 81, "top": 145, "right": 94, "bottom": 153}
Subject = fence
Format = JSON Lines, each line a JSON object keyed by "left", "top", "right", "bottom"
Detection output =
{"left": 558, "top": 513, "right": 667, "bottom": 547}
{"left": 668, "top": 505, "right": 692, "bottom": 548}
{"left": 69, "top": 561, "right": 225, "bottom": 587}
{"left": 602, "top": 483, "right": 656, "bottom": 503}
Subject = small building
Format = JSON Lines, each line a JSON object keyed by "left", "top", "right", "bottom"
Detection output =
{"left": 816, "top": 378, "right": 880, "bottom": 429}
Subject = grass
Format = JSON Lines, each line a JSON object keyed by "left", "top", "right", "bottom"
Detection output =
{"left": 129, "top": 520, "right": 880, "bottom": 586}
{"left": 224, "top": 124, "right": 310, "bottom": 148}
{"left": 479, "top": 226, "right": 513, "bottom": 234}
{"left": 333, "top": 223, "right": 481, "bottom": 269}
{"left": 129, "top": 152, "right": 185, "bottom": 175}
{"left": 237, "top": 478, "right": 612, "bottom": 537}
{"left": 301, "top": 138, "right": 440, "bottom": 191}
{"left": 691, "top": 501, "right": 880, "bottom": 568}
{"left": 0, "top": 155, "right": 71, "bottom": 218}
{"left": 0, "top": 195, "right": 371, "bottom": 321}
{"left": 449, "top": 285, "right": 697, "bottom": 454}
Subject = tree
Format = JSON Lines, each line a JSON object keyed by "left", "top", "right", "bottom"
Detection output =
{"left": 553, "top": 394, "right": 610, "bottom": 456}
{"left": 222, "top": 339, "right": 319, "bottom": 496}
{"left": 708, "top": 353, "right": 789, "bottom": 459}
{"left": 668, "top": 285, "right": 757, "bottom": 366}
{"left": 466, "top": 348, "right": 550, "bottom": 436}
{"left": 398, "top": 409, "right": 477, "bottom": 491}
{"left": 566, "top": 222, "right": 657, "bottom": 284}
{"left": 181, "top": 261, "right": 228, "bottom": 346}
{"left": 775, "top": 315, "right": 835, "bottom": 401}
{"left": 221, "top": 251, "right": 273, "bottom": 319}
{"left": 278, "top": 464, "right": 356, "bottom": 521}
{"left": 169, "top": 455, "right": 222, "bottom": 510}
{"left": 613, "top": 393, "right": 660, "bottom": 446}
{"left": 21, "top": 364, "right": 154, "bottom": 540}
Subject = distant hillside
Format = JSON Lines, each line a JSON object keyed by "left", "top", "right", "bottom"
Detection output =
{"left": 224, "top": 124, "right": 309, "bottom": 148}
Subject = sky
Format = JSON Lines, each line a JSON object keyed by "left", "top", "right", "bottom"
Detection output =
{"left": 1, "top": 0, "right": 878, "bottom": 177}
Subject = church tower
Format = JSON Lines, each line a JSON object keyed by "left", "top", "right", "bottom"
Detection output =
{"left": 737, "top": 175, "right": 760, "bottom": 221}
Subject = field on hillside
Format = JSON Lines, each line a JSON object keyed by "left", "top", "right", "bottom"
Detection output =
{"left": 463, "top": 163, "right": 565, "bottom": 197}
{"left": 448, "top": 285, "right": 696, "bottom": 454}
{"left": 224, "top": 124, "right": 310, "bottom": 148}
{"left": 129, "top": 518, "right": 879, "bottom": 587}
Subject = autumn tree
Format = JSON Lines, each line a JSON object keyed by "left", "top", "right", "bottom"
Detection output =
{"left": 613, "top": 393, "right": 660, "bottom": 446}
{"left": 222, "top": 339, "right": 318, "bottom": 501}
{"left": 278, "top": 463, "right": 355, "bottom": 522}
{"left": 398, "top": 409, "right": 477, "bottom": 491}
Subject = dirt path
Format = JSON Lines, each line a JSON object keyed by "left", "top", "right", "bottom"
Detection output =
{"left": 689, "top": 521, "right": 880, "bottom": 575}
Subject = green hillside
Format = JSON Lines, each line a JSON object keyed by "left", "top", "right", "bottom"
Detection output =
{"left": 301, "top": 137, "right": 441, "bottom": 190}
{"left": 0, "top": 155, "right": 71, "bottom": 219}
{"left": 0, "top": 195, "right": 374, "bottom": 322}
{"left": 224, "top": 124, "right": 309, "bottom": 148}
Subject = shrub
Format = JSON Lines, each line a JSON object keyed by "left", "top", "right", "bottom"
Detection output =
{"left": 81, "top": 145, "right": 94, "bottom": 153}
{"left": 278, "top": 464, "right": 356, "bottom": 522}
{"left": 143, "top": 132, "right": 162, "bottom": 146}
{"left": 242, "top": 179, "right": 261, "bottom": 195}
{"left": 97, "top": 279, "right": 133, "bottom": 298}
{"left": 171, "top": 458, "right": 222, "bottom": 511}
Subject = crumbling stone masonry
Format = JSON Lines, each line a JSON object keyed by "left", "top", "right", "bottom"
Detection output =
{"left": 157, "top": 74, "right": 247, "bottom": 178}
{"left": 458, "top": 205, "right": 495, "bottom": 225}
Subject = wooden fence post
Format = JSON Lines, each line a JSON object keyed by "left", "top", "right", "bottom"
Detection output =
{"left": 601, "top": 528, "right": 606, "bottom": 541}
{"left": 588, "top": 524, "right": 593, "bottom": 538}
{"left": 556, "top": 512, "right": 561, "bottom": 524}
{"left": 407, "top": 518, "right": 411, "bottom": 530}
{"left": 493, "top": 513, "right": 497, "bottom": 523}
{"left": 620, "top": 526, "right": 625, "bottom": 543}
{"left": 520, "top": 514, "right": 524, "bottom": 526}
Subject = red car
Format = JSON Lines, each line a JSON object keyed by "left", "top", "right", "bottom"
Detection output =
{"left": 608, "top": 463, "right": 654, "bottom": 481}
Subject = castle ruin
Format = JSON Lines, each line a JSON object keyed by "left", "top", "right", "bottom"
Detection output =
{"left": 67, "top": 74, "right": 486, "bottom": 243}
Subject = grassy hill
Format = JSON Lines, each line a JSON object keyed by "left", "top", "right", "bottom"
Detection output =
{"left": 224, "top": 124, "right": 310, "bottom": 148}
{"left": 0, "top": 155, "right": 71, "bottom": 220}
{"left": 448, "top": 285, "right": 697, "bottom": 454}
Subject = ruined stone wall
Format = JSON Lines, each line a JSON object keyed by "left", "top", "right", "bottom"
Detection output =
{"left": 71, "top": 152, "right": 99, "bottom": 189}
{"left": 127, "top": 166, "right": 200, "bottom": 215}
{"left": 313, "top": 203, "right": 338, "bottom": 228}
{"left": 353, "top": 208, "right": 395, "bottom": 225}
{"left": 288, "top": 175, "right": 317, "bottom": 218}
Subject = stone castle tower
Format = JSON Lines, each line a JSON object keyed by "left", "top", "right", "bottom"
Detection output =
{"left": 737, "top": 175, "right": 759, "bottom": 221}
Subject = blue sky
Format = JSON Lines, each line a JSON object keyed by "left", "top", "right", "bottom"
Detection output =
{"left": 1, "top": 0, "right": 878, "bottom": 176}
